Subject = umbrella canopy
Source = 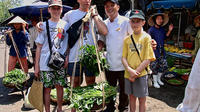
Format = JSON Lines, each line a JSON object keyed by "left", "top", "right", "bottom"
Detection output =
{"left": 9, "top": 1, "right": 72, "bottom": 17}
{"left": 147, "top": 0, "right": 199, "bottom": 9}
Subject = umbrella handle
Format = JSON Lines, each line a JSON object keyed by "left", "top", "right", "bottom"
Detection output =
{"left": 40, "top": 9, "right": 43, "bottom": 22}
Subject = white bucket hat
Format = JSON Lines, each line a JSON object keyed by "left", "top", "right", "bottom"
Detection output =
{"left": 8, "top": 16, "right": 28, "bottom": 25}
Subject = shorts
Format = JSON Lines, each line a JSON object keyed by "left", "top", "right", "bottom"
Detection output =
{"left": 125, "top": 75, "right": 148, "bottom": 98}
{"left": 67, "top": 62, "right": 95, "bottom": 77}
{"left": 40, "top": 69, "right": 67, "bottom": 88}
{"left": 150, "top": 56, "right": 168, "bottom": 74}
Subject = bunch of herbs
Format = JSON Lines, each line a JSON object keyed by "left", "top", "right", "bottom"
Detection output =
{"left": 79, "top": 45, "right": 109, "bottom": 76}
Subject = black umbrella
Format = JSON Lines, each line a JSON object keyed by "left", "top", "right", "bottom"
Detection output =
{"left": 9, "top": 1, "right": 72, "bottom": 18}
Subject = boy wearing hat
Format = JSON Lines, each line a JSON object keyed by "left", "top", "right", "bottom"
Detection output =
{"left": 34, "top": 0, "right": 68, "bottom": 112}
{"left": 6, "top": 16, "right": 30, "bottom": 73}
{"left": 148, "top": 12, "right": 173, "bottom": 88}
{"left": 122, "top": 9, "right": 155, "bottom": 112}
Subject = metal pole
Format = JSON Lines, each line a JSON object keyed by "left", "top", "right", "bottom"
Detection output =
{"left": 4, "top": 36, "right": 7, "bottom": 75}
{"left": 178, "top": 12, "right": 181, "bottom": 46}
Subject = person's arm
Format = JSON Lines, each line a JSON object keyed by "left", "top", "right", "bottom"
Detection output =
{"left": 135, "top": 59, "right": 151, "bottom": 73}
{"left": 166, "top": 24, "right": 173, "bottom": 37}
{"left": 6, "top": 32, "right": 12, "bottom": 45}
{"left": 97, "top": 40, "right": 105, "bottom": 51}
{"left": 91, "top": 8, "right": 108, "bottom": 36}
{"left": 151, "top": 39, "right": 157, "bottom": 50}
{"left": 34, "top": 43, "right": 42, "bottom": 78}
{"left": 36, "top": 22, "right": 44, "bottom": 32}
{"left": 64, "top": 47, "right": 70, "bottom": 68}
{"left": 93, "top": 16, "right": 108, "bottom": 36}
{"left": 122, "top": 57, "right": 140, "bottom": 78}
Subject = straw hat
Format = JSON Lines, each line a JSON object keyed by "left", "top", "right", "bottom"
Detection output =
{"left": 8, "top": 16, "right": 28, "bottom": 25}
{"left": 148, "top": 13, "right": 169, "bottom": 26}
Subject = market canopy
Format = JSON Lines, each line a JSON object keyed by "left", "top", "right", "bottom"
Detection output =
{"left": 8, "top": 1, "right": 72, "bottom": 17}
{"left": 147, "top": 0, "right": 199, "bottom": 9}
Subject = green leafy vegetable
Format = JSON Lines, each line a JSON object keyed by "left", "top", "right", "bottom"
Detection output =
{"left": 3, "top": 69, "right": 26, "bottom": 89}
{"left": 67, "top": 82, "right": 117, "bottom": 112}
{"left": 79, "top": 45, "right": 109, "bottom": 76}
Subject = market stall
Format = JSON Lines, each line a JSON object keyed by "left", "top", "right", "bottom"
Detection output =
{"left": 147, "top": 0, "right": 200, "bottom": 86}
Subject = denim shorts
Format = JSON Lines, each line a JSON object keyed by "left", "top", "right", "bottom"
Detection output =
{"left": 67, "top": 62, "right": 95, "bottom": 77}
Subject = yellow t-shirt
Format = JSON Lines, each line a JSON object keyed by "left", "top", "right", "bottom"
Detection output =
{"left": 122, "top": 31, "right": 156, "bottom": 79}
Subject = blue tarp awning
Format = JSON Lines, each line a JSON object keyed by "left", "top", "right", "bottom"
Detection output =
{"left": 147, "top": 0, "right": 199, "bottom": 9}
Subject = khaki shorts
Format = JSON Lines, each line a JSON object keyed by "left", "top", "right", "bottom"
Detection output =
{"left": 125, "top": 75, "right": 148, "bottom": 98}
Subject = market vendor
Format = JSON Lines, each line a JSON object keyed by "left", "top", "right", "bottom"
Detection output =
{"left": 6, "top": 16, "right": 30, "bottom": 73}
{"left": 192, "top": 15, "right": 200, "bottom": 59}
{"left": 148, "top": 11, "right": 173, "bottom": 88}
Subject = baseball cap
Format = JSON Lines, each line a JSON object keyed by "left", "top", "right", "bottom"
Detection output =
{"left": 48, "top": 0, "right": 62, "bottom": 7}
{"left": 129, "top": 9, "right": 145, "bottom": 20}
{"left": 104, "top": 0, "right": 119, "bottom": 5}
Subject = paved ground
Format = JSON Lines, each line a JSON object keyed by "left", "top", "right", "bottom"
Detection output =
{"left": 0, "top": 42, "right": 184, "bottom": 112}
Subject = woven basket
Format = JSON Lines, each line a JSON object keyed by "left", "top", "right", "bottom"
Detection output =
{"left": 3, "top": 81, "right": 26, "bottom": 89}
{"left": 90, "top": 103, "right": 107, "bottom": 111}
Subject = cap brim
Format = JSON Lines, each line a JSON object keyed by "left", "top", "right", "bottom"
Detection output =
{"left": 104, "top": 0, "right": 119, "bottom": 5}
{"left": 129, "top": 15, "right": 145, "bottom": 20}
{"left": 148, "top": 13, "right": 169, "bottom": 26}
{"left": 49, "top": 4, "right": 62, "bottom": 7}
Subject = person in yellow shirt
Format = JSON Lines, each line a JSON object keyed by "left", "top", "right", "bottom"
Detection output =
{"left": 122, "top": 9, "right": 156, "bottom": 112}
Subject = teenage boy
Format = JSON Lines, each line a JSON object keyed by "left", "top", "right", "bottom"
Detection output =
{"left": 37, "top": 0, "right": 108, "bottom": 88}
{"left": 34, "top": 0, "right": 69, "bottom": 112}
{"left": 122, "top": 9, "right": 155, "bottom": 112}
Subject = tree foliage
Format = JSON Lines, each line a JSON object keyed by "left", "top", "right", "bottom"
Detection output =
{"left": 0, "top": 0, "right": 21, "bottom": 24}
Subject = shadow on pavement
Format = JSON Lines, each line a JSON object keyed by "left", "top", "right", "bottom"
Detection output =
{"left": 149, "top": 83, "right": 186, "bottom": 108}
{"left": 0, "top": 76, "right": 29, "bottom": 105}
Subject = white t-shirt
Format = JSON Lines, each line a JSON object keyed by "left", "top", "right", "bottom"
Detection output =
{"left": 62, "top": 9, "right": 99, "bottom": 62}
{"left": 35, "top": 19, "right": 69, "bottom": 71}
{"left": 101, "top": 15, "right": 133, "bottom": 71}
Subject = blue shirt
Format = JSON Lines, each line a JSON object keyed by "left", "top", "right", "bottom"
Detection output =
{"left": 148, "top": 26, "right": 166, "bottom": 58}
{"left": 6, "top": 30, "right": 30, "bottom": 58}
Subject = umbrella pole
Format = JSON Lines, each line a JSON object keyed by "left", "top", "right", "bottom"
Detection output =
{"left": 178, "top": 12, "right": 181, "bottom": 46}
{"left": 40, "top": 8, "right": 43, "bottom": 22}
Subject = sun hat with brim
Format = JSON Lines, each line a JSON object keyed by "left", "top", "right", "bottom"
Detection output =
{"left": 148, "top": 13, "right": 169, "bottom": 26}
{"left": 48, "top": 0, "right": 62, "bottom": 7}
{"left": 129, "top": 9, "right": 145, "bottom": 20}
{"left": 194, "top": 15, "right": 200, "bottom": 23}
{"left": 8, "top": 16, "right": 28, "bottom": 25}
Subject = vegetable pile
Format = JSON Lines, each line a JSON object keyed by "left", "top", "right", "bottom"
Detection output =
{"left": 67, "top": 82, "right": 117, "bottom": 112}
{"left": 79, "top": 45, "right": 109, "bottom": 76}
{"left": 166, "top": 78, "right": 184, "bottom": 86}
{"left": 50, "top": 88, "right": 70, "bottom": 104}
{"left": 3, "top": 69, "right": 27, "bottom": 89}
